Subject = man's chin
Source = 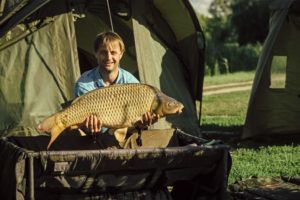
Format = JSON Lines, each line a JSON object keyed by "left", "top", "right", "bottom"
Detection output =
{"left": 102, "top": 65, "right": 114, "bottom": 71}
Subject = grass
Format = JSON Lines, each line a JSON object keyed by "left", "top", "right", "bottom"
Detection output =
{"left": 203, "top": 70, "right": 284, "bottom": 87}
{"left": 204, "top": 71, "right": 255, "bottom": 86}
{"left": 230, "top": 145, "right": 300, "bottom": 184}
{"left": 201, "top": 72, "right": 300, "bottom": 184}
{"left": 201, "top": 90, "right": 250, "bottom": 132}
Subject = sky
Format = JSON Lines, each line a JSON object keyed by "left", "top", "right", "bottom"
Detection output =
{"left": 190, "top": 0, "right": 213, "bottom": 16}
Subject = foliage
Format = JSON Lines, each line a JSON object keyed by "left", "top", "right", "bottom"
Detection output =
{"left": 197, "top": 0, "right": 272, "bottom": 75}
{"left": 222, "top": 42, "right": 262, "bottom": 72}
{"left": 231, "top": 0, "right": 271, "bottom": 45}
{"left": 209, "top": 0, "right": 231, "bottom": 18}
{"left": 203, "top": 15, "right": 236, "bottom": 75}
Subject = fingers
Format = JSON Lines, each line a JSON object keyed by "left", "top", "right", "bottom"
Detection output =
{"left": 141, "top": 112, "right": 160, "bottom": 126}
{"left": 97, "top": 118, "right": 102, "bottom": 132}
{"left": 85, "top": 115, "right": 90, "bottom": 130}
{"left": 142, "top": 112, "right": 152, "bottom": 126}
{"left": 142, "top": 112, "right": 149, "bottom": 126}
{"left": 92, "top": 115, "right": 97, "bottom": 133}
{"left": 152, "top": 114, "right": 160, "bottom": 124}
{"left": 85, "top": 115, "right": 102, "bottom": 133}
{"left": 147, "top": 112, "right": 152, "bottom": 125}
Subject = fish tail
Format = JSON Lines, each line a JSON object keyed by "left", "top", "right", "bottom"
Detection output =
{"left": 36, "top": 114, "right": 57, "bottom": 133}
{"left": 36, "top": 113, "right": 65, "bottom": 149}
{"left": 47, "top": 125, "right": 64, "bottom": 149}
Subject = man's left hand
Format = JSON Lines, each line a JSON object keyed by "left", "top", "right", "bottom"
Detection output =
{"left": 138, "top": 112, "right": 160, "bottom": 127}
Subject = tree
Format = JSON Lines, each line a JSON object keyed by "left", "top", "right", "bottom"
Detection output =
{"left": 230, "top": 0, "right": 271, "bottom": 45}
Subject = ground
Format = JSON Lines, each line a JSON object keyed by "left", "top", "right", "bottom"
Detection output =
{"left": 200, "top": 72, "right": 300, "bottom": 199}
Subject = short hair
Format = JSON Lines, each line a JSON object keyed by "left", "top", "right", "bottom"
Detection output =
{"left": 93, "top": 31, "right": 125, "bottom": 53}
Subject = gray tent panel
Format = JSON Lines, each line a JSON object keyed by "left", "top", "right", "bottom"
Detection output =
{"left": 132, "top": 0, "right": 201, "bottom": 136}
{"left": 0, "top": 13, "right": 80, "bottom": 136}
{"left": 243, "top": 0, "right": 300, "bottom": 138}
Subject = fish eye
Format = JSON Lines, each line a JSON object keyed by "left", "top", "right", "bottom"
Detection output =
{"left": 168, "top": 102, "right": 175, "bottom": 107}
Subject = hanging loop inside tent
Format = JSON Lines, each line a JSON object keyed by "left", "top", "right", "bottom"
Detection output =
{"left": 106, "top": 0, "right": 114, "bottom": 32}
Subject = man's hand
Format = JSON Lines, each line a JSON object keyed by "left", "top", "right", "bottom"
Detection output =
{"left": 136, "top": 112, "right": 160, "bottom": 127}
{"left": 84, "top": 115, "right": 102, "bottom": 133}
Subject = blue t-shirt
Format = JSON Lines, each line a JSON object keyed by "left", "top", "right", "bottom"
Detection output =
{"left": 74, "top": 66, "right": 139, "bottom": 133}
{"left": 75, "top": 67, "right": 139, "bottom": 97}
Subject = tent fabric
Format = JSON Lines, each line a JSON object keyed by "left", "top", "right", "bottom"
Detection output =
{"left": 0, "top": 13, "right": 80, "bottom": 136}
{"left": 243, "top": 0, "right": 300, "bottom": 138}
{"left": 131, "top": 0, "right": 201, "bottom": 136}
{"left": 0, "top": 0, "right": 204, "bottom": 137}
{"left": 0, "top": 137, "right": 26, "bottom": 200}
{"left": 74, "top": 10, "right": 139, "bottom": 76}
{"left": 153, "top": 0, "right": 205, "bottom": 101}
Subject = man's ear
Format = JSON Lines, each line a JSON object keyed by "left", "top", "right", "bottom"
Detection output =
{"left": 120, "top": 51, "right": 124, "bottom": 58}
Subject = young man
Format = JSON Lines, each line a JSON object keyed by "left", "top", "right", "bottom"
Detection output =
{"left": 75, "top": 31, "right": 157, "bottom": 134}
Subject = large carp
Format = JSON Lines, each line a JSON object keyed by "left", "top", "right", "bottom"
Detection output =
{"left": 37, "top": 83, "right": 184, "bottom": 149}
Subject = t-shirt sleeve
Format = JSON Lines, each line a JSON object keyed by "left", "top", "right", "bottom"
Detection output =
{"left": 74, "top": 82, "right": 90, "bottom": 97}
{"left": 127, "top": 73, "right": 140, "bottom": 83}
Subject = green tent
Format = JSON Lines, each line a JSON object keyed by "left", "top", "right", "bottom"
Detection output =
{"left": 0, "top": 0, "right": 205, "bottom": 137}
{"left": 243, "top": 0, "right": 300, "bottom": 138}
{"left": 0, "top": 2, "right": 233, "bottom": 200}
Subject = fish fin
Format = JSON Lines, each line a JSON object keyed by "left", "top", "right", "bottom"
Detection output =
{"left": 69, "top": 125, "right": 79, "bottom": 130}
{"left": 78, "top": 128, "right": 87, "bottom": 136}
{"left": 70, "top": 95, "right": 84, "bottom": 105}
{"left": 113, "top": 128, "right": 128, "bottom": 143}
{"left": 36, "top": 114, "right": 57, "bottom": 133}
{"left": 47, "top": 125, "right": 64, "bottom": 149}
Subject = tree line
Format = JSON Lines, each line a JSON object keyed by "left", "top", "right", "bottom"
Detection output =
{"left": 198, "top": 0, "right": 271, "bottom": 76}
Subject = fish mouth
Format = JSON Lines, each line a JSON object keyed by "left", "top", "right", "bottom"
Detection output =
{"left": 176, "top": 105, "right": 184, "bottom": 114}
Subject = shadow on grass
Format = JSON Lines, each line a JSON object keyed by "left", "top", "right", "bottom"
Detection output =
{"left": 200, "top": 124, "right": 300, "bottom": 149}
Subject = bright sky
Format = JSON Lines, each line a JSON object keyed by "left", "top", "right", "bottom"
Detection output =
{"left": 190, "top": 0, "right": 213, "bottom": 16}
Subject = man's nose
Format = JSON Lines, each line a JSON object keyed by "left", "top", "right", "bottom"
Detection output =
{"left": 107, "top": 52, "right": 112, "bottom": 59}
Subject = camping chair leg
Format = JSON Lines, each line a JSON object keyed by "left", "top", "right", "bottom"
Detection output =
{"left": 28, "top": 155, "right": 35, "bottom": 200}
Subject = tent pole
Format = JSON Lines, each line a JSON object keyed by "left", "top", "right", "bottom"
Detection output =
{"left": 106, "top": 0, "right": 114, "bottom": 32}
{"left": 198, "top": 100, "right": 202, "bottom": 126}
{"left": 28, "top": 155, "right": 35, "bottom": 200}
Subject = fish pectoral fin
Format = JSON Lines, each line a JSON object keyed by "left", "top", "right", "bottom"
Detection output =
{"left": 78, "top": 128, "right": 87, "bottom": 136}
{"left": 69, "top": 125, "right": 79, "bottom": 130}
{"left": 112, "top": 128, "right": 128, "bottom": 143}
{"left": 47, "top": 125, "right": 64, "bottom": 149}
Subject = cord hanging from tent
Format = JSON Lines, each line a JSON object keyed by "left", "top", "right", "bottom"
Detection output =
{"left": 106, "top": 0, "right": 114, "bottom": 32}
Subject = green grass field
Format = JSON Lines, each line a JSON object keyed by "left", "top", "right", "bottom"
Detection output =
{"left": 203, "top": 71, "right": 255, "bottom": 86}
{"left": 201, "top": 71, "right": 300, "bottom": 184}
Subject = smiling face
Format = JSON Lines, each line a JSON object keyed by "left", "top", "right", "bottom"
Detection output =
{"left": 94, "top": 32, "right": 125, "bottom": 74}
{"left": 96, "top": 41, "right": 124, "bottom": 73}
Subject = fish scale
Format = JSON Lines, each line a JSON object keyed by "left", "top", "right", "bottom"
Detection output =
{"left": 61, "top": 84, "right": 156, "bottom": 128}
{"left": 37, "top": 83, "right": 184, "bottom": 149}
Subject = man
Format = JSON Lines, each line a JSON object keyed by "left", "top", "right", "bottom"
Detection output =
{"left": 75, "top": 31, "right": 157, "bottom": 135}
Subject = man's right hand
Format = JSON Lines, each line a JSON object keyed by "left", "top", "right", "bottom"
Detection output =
{"left": 84, "top": 115, "right": 102, "bottom": 133}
